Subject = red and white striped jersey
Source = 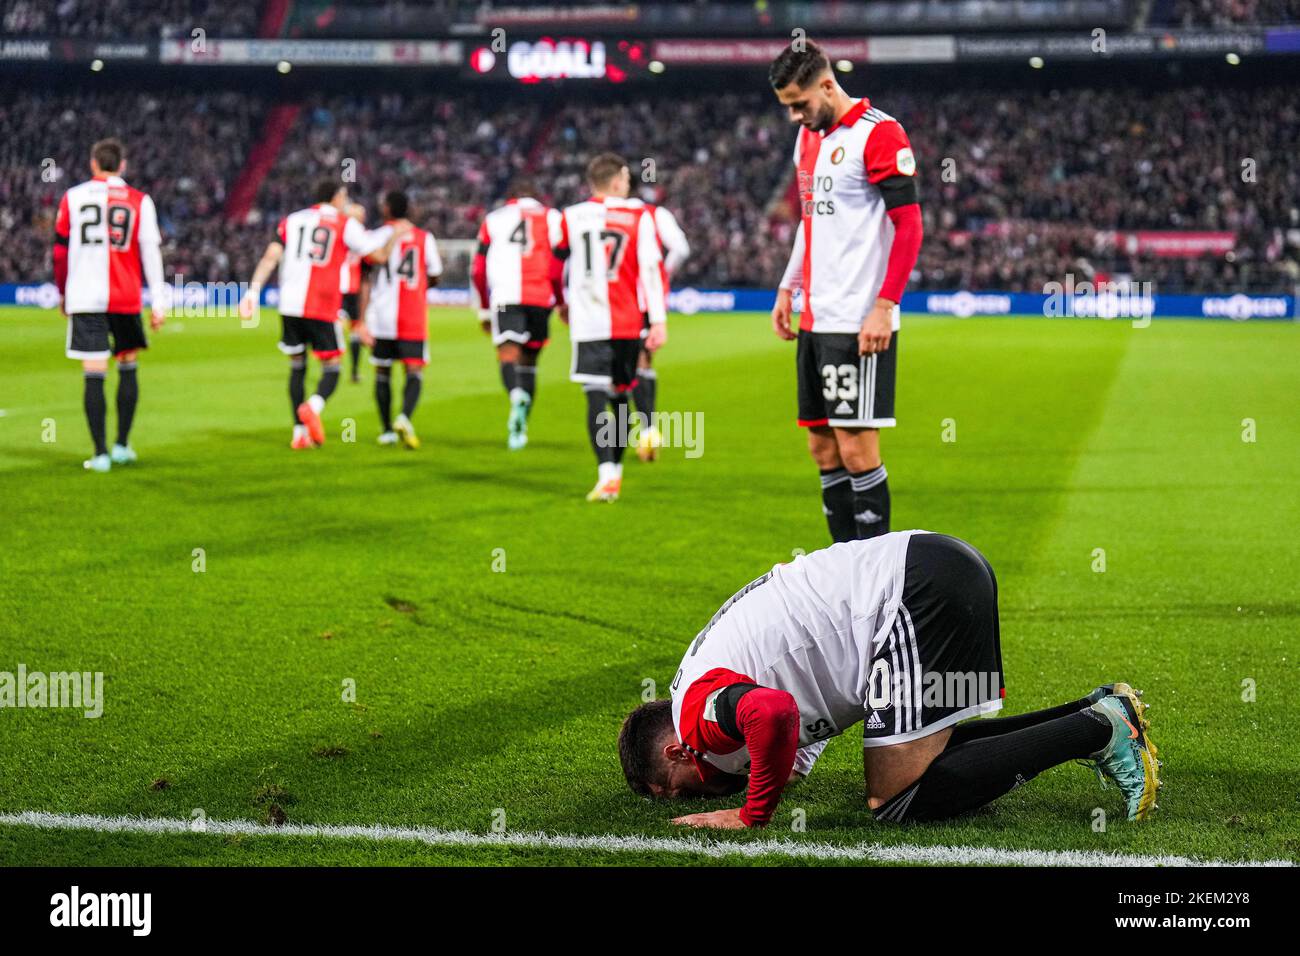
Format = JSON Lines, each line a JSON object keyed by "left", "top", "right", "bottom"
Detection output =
{"left": 636, "top": 202, "right": 689, "bottom": 314}
{"left": 553, "top": 196, "right": 666, "bottom": 342}
{"left": 55, "top": 175, "right": 164, "bottom": 315}
{"left": 476, "top": 198, "right": 560, "bottom": 310}
{"left": 780, "top": 98, "right": 915, "bottom": 334}
{"left": 340, "top": 252, "right": 362, "bottom": 295}
{"left": 364, "top": 225, "right": 442, "bottom": 341}
{"left": 275, "top": 204, "right": 391, "bottom": 321}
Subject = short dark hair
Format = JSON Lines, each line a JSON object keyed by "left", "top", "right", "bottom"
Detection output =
{"left": 508, "top": 175, "right": 537, "bottom": 199}
{"left": 586, "top": 152, "right": 628, "bottom": 191}
{"left": 91, "top": 138, "right": 124, "bottom": 173}
{"left": 618, "top": 699, "right": 674, "bottom": 797}
{"left": 383, "top": 190, "right": 409, "bottom": 219}
{"left": 314, "top": 178, "right": 342, "bottom": 204}
{"left": 768, "top": 40, "right": 830, "bottom": 90}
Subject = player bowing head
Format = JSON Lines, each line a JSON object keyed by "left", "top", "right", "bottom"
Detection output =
{"left": 619, "top": 532, "right": 1161, "bottom": 829}
{"left": 769, "top": 41, "right": 842, "bottom": 133}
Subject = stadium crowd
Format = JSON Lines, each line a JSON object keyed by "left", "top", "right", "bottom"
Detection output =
{"left": 2, "top": 82, "right": 1297, "bottom": 293}
{"left": 0, "top": 0, "right": 262, "bottom": 38}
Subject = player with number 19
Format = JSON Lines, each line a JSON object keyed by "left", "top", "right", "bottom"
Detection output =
{"left": 241, "top": 180, "right": 403, "bottom": 450}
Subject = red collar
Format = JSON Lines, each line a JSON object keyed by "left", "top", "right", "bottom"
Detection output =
{"left": 823, "top": 98, "right": 870, "bottom": 136}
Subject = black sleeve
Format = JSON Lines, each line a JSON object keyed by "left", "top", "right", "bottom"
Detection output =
{"left": 714, "top": 683, "right": 762, "bottom": 741}
{"left": 476, "top": 241, "right": 489, "bottom": 256}
{"left": 877, "top": 174, "right": 919, "bottom": 211}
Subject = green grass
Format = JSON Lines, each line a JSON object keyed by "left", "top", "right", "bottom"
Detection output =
{"left": 0, "top": 304, "right": 1296, "bottom": 866}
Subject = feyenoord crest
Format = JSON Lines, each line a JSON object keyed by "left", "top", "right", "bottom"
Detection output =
{"left": 830, "top": 146, "right": 846, "bottom": 165}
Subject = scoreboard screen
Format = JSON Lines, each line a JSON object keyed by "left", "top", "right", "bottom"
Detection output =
{"left": 463, "top": 37, "right": 650, "bottom": 82}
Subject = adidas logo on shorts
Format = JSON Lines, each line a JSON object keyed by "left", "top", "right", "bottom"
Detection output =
{"left": 866, "top": 711, "right": 886, "bottom": 730}
{"left": 834, "top": 401, "right": 854, "bottom": 415}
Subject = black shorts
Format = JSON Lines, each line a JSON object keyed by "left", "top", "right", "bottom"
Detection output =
{"left": 279, "top": 315, "right": 345, "bottom": 358}
{"left": 66, "top": 312, "right": 147, "bottom": 360}
{"left": 492, "top": 305, "right": 551, "bottom": 350}
{"left": 371, "top": 338, "right": 429, "bottom": 367}
{"left": 796, "top": 329, "right": 897, "bottom": 428}
{"left": 862, "top": 533, "right": 1005, "bottom": 748}
{"left": 340, "top": 292, "right": 361, "bottom": 325}
{"left": 570, "top": 338, "right": 640, "bottom": 392}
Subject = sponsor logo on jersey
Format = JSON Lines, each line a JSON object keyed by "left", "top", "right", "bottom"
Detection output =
{"left": 896, "top": 147, "right": 916, "bottom": 176}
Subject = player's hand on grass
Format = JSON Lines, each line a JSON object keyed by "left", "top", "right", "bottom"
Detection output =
{"left": 671, "top": 807, "right": 748, "bottom": 829}
{"left": 645, "top": 323, "right": 667, "bottom": 352}
{"left": 858, "top": 298, "right": 895, "bottom": 355}
{"left": 150, "top": 306, "right": 166, "bottom": 331}
{"left": 771, "top": 287, "right": 796, "bottom": 341}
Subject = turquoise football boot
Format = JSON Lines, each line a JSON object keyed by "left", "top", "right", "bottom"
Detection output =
{"left": 1085, "top": 684, "right": 1162, "bottom": 821}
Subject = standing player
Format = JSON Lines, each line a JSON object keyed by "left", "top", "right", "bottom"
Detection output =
{"left": 54, "top": 138, "right": 167, "bottom": 472}
{"left": 618, "top": 532, "right": 1162, "bottom": 828}
{"left": 553, "top": 154, "right": 667, "bottom": 502}
{"left": 471, "top": 177, "right": 560, "bottom": 450}
{"left": 632, "top": 201, "right": 689, "bottom": 462}
{"left": 768, "top": 42, "right": 924, "bottom": 542}
{"left": 240, "top": 180, "right": 403, "bottom": 449}
{"left": 340, "top": 202, "right": 368, "bottom": 384}
{"left": 357, "top": 190, "right": 442, "bottom": 450}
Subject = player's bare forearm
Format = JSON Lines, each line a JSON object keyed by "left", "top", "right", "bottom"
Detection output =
{"left": 249, "top": 244, "right": 282, "bottom": 291}
{"left": 771, "top": 287, "right": 796, "bottom": 341}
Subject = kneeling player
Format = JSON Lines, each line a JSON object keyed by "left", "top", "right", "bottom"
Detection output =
{"left": 619, "top": 531, "right": 1161, "bottom": 828}
{"left": 359, "top": 191, "right": 442, "bottom": 449}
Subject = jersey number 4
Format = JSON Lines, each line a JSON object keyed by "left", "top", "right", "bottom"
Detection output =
{"left": 821, "top": 363, "right": 859, "bottom": 401}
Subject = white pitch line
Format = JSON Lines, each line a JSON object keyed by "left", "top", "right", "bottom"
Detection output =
{"left": 0, "top": 811, "right": 1293, "bottom": 867}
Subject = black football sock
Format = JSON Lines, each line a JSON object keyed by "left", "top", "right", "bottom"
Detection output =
{"left": 516, "top": 363, "right": 537, "bottom": 403}
{"left": 850, "top": 464, "right": 890, "bottom": 538}
{"left": 610, "top": 392, "right": 631, "bottom": 465}
{"left": 348, "top": 335, "right": 362, "bottom": 380}
{"left": 115, "top": 360, "right": 138, "bottom": 447}
{"left": 819, "top": 467, "right": 857, "bottom": 543}
{"left": 289, "top": 356, "right": 307, "bottom": 424}
{"left": 584, "top": 386, "right": 616, "bottom": 465}
{"left": 632, "top": 367, "right": 656, "bottom": 422}
{"left": 315, "top": 365, "right": 340, "bottom": 402}
{"left": 402, "top": 368, "right": 422, "bottom": 419}
{"left": 83, "top": 370, "right": 108, "bottom": 457}
{"left": 947, "top": 697, "right": 1096, "bottom": 747}
{"left": 500, "top": 361, "right": 518, "bottom": 395}
{"left": 874, "top": 709, "right": 1112, "bottom": 823}
{"left": 374, "top": 369, "right": 392, "bottom": 432}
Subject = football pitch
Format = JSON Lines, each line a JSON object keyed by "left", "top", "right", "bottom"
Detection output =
{"left": 0, "top": 304, "right": 1296, "bottom": 867}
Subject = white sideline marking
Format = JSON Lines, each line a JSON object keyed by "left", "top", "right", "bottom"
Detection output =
{"left": 0, "top": 811, "right": 1293, "bottom": 867}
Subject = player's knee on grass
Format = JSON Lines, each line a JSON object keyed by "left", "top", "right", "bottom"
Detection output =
{"left": 498, "top": 343, "right": 522, "bottom": 365}
{"left": 864, "top": 729, "right": 951, "bottom": 811}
